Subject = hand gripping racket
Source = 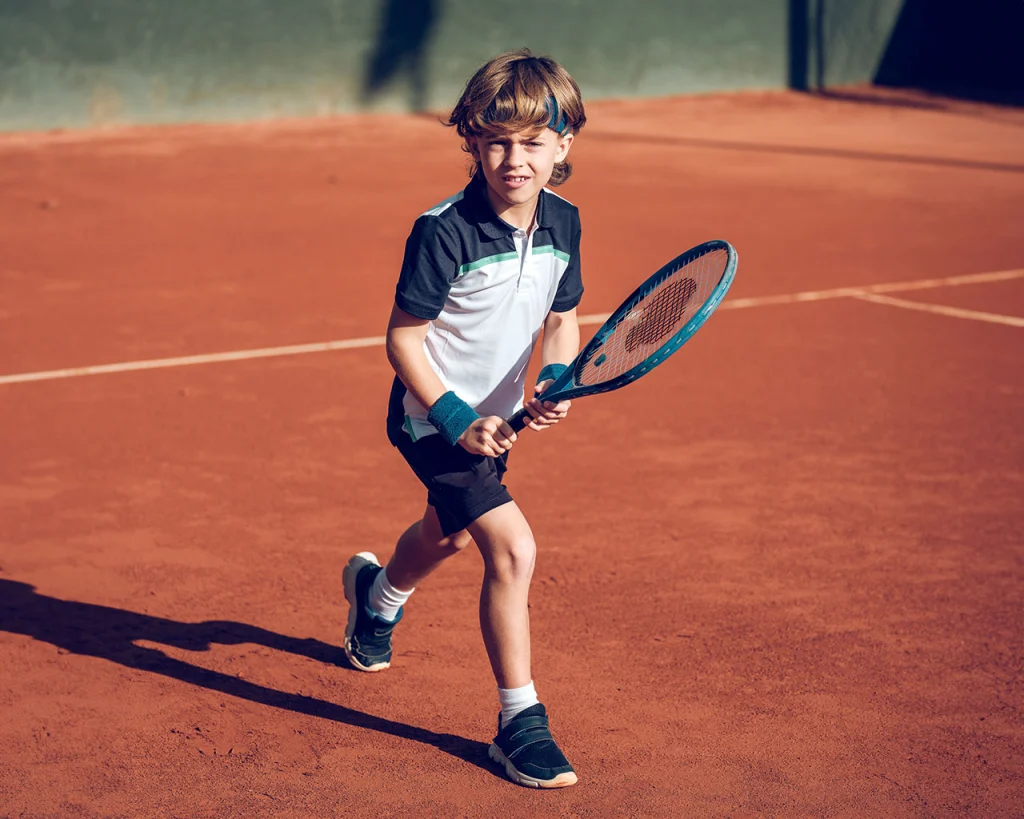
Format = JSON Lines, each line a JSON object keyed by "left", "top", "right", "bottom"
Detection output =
{"left": 508, "top": 239, "right": 738, "bottom": 433}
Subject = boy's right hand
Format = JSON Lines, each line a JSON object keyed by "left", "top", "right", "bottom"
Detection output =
{"left": 458, "top": 416, "right": 517, "bottom": 457}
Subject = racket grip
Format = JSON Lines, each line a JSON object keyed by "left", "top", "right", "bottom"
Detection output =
{"left": 507, "top": 407, "right": 531, "bottom": 434}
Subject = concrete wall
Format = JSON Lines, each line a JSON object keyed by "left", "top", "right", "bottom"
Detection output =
{"left": 1, "top": 0, "right": 909, "bottom": 132}
{"left": 1, "top": 0, "right": 382, "bottom": 130}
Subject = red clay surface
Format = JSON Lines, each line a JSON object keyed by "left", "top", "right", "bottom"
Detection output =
{"left": 1, "top": 88, "right": 1023, "bottom": 818}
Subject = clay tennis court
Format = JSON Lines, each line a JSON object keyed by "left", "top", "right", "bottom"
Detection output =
{"left": 1, "top": 89, "right": 1022, "bottom": 817}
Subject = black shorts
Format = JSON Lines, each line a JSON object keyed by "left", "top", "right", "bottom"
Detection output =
{"left": 394, "top": 432, "right": 512, "bottom": 536}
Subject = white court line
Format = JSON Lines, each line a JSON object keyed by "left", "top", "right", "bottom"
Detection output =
{"left": 850, "top": 292, "right": 1024, "bottom": 327}
{"left": 1, "top": 268, "right": 1022, "bottom": 387}
{"left": 0, "top": 337, "right": 385, "bottom": 385}
{"left": 719, "top": 267, "right": 1024, "bottom": 310}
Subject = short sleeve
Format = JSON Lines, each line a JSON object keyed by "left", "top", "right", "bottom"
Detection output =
{"left": 551, "top": 225, "right": 583, "bottom": 312}
{"left": 394, "top": 216, "right": 459, "bottom": 320}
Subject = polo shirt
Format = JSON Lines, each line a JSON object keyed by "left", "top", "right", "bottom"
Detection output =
{"left": 388, "top": 173, "right": 583, "bottom": 443}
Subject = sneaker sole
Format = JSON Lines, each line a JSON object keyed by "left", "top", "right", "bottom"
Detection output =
{"left": 342, "top": 551, "right": 390, "bottom": 673}
{"left": 488, "top": 743, "right": 578, "bottom": 789}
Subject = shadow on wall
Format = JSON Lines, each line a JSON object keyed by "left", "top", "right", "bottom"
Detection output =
{"left": 787, "top": 0, "right": 811, "bottom": 91}
{"left": 875, "top": 0, "right": 1024, "bottom": 105}
{"left": 787, "top": 0, "right": 828, "bottom": 92}
{"left": 361, "top": 0, "right": 440, "bottom": 112}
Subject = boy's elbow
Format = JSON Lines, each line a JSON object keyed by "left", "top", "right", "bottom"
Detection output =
{"left": 545, "top": 309, "right": 576, "bottom": 333}
{"left": 386, "top": 329, "right": 420, "bottom": 373}
{"left": 385, "top": 333, "right": 402, "bottom": 370}
{"left": 385, "top": 307, "right": 430, "bottom": 373}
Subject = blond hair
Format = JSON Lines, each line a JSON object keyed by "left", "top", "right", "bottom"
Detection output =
{"left": 448, "top": 49, "right": 586, "bottom": 186}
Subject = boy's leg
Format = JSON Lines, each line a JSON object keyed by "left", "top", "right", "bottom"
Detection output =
{"left": 344, "top": 505, "right": 472, "bottom": 672}
{"left": 385, "top": 505, "right": 474, "bottom": 592}
{"left": 467, "top": 502, "right": 577, "bottom": 789}
{"left": 466, "top": 502, "right": 535, "bottom": 689}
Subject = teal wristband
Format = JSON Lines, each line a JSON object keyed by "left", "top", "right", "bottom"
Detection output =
{"left": 427, "top": 391, "right": 480, "bottom": 446}
{"left": 537, "top": 363, "right": 568, "bottom": 385}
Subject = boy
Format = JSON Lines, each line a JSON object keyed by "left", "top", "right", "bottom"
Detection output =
{"left": 343, "top": 49, "right": 586, "bottom": 789}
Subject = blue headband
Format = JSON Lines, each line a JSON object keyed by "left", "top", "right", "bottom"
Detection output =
{"left": 546, "top": 97, "right": 569, "bottom": 135}
{"left": 481, "top": 96, "right": 569, "bottom": 134}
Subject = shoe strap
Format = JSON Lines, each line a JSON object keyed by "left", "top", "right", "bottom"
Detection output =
{"left": 501, "top": 716, "right": 553, "bottom": 753}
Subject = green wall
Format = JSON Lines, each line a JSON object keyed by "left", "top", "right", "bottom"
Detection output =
{"left": 0, "top": 0, "right": 904, "bottom": 132}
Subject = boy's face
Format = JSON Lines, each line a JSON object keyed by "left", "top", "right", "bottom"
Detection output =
{"left": 468, "top": 127, "right": 574, "bottom": 217}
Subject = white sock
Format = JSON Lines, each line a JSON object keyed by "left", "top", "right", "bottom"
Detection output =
{"left": 498, "top": 681, "right": 539, "bottom": 729}
{"left": 367, "top": 568, "right": 413, "bottom": 622}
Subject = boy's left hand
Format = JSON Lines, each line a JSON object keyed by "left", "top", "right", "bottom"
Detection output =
{"left": 524, "top": 379, "right": 571, "bottom": 431}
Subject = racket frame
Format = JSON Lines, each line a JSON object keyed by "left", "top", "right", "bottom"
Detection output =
{"left": 508, "top": 239, "right": 737, "bottom": 432}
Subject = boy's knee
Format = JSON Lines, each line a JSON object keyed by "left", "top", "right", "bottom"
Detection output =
{"left": 485, "top": 534, "right": 536, "bottom": 583}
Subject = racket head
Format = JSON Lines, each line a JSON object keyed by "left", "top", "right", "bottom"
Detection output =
{"left": 509, "top": 240, "right": 737, "bottom": 432}
{"left": 564, "top": 239, "right": 737, "bottom": 400}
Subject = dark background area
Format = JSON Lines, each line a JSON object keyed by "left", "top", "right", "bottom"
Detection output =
{"left": 873, "top": 0, "right": 1024, "bottom": 105}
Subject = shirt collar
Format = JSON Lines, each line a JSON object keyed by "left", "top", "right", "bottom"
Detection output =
{"left": 466, "top": 172, "right": 550, "bottom": 240}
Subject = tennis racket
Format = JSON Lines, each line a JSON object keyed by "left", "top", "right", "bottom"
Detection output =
{"left": 508, "top": 239, "right": 738, "bottom": 433}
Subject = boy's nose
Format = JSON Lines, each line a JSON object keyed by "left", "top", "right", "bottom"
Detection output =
{"left": 505, "top": 145, "right": 525, "bottom": 166}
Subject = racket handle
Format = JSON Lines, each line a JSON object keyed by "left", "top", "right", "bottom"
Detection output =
{"left": 507, "top": 407, "right": 531, "bottom": 434}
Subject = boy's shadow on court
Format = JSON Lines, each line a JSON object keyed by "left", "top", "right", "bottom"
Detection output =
{"left": 0, "top": 579, "right": 491, "bottom": 773}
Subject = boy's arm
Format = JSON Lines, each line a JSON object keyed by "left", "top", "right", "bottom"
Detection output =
{"left": 522, "top": 307, "right": 579, "bottom": 431}
{"left": 386, "top": 303, "right": 517, "bottom": 456}
{"left": 540, "top": 307, "right": 580, "bottom": 373}
{"left": 386, "top": 303, "right": 448, "bottom": 411}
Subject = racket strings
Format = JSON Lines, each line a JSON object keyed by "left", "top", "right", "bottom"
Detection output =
{"left": 623, "top": 277, "right": 698, "bottom": 352}
{"left": 578, "top": 247, "right": 729, "bottom": 386}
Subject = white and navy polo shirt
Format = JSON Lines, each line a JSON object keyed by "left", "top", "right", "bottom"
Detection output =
{"left": 387, "top": 173, "right": 583, "bottom": 444}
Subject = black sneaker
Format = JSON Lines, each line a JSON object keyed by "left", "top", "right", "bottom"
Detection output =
{"left": 342, "top": 552, "right": 402, "bottom": 672}
{"left": 488, "top": 703, "right": 578, "bottom": 788}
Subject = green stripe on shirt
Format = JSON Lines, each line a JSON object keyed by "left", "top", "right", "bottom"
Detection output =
{"left": 458, "top": 251, "right": 519, "bottom": 277}
{"left": 532, "top": 245, "right": 570, "bottom": 263}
